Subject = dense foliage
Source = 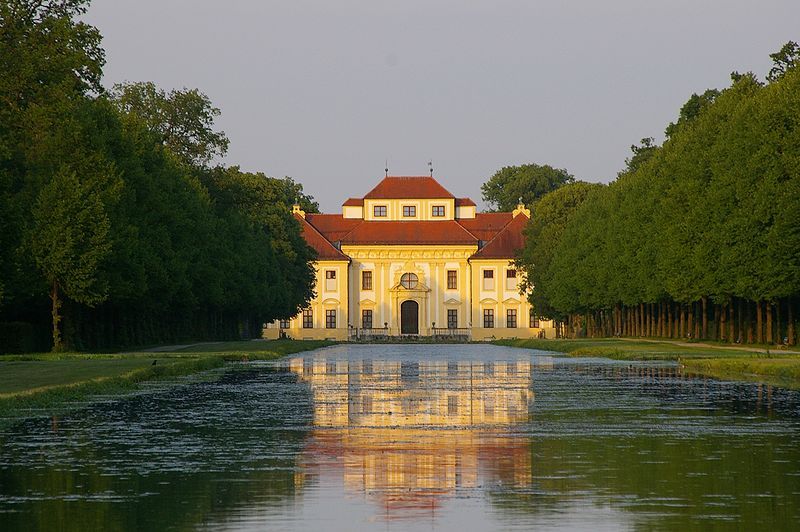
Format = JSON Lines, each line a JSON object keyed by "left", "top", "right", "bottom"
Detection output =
{"left": 517, "top": 47, "right": 800, "bottom": 345}
{"left": 0, "top": 0, "right": 316, "bottom": 351}
{"left": 481, "top": 163, "right": 574, "bottom": 211}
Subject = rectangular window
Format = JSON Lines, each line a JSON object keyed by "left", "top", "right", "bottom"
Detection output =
{"left": 447, "top": 270, "right": 457, "bottom": 290}
{"left": 483, "top": 309, "right": 494, "bottom": 328}
{"left": 373, "top": 205, "right": 387, "bottom": 217}
{"left": 361, "top": 270, "right": 373, "bottom": 290}
{"left": 325, "top": 309, "right": 336, "bottom": 329}
{"left": 506, "top": 269, "right": 518, "bottom": 290}
{"left": 507, "top": 309, "right": 517, "bottom": 328}
{"left": 279, "top": 319, "right": 290, "bottom": 329}
{"left": 431, "top": 205, "right": 445, "bottom": 217}
{"left": 448, "top": 395, "right": 458, "bottom": 415}
{"left": 482, "top": 269, "right": 495, "bottom": 290}
{"left": 362, "top": 309, "right": 373, "bottom": 329}
{"left": 529, "top": 308, "right": 540, "bottom": 328}
{"left": 402, "top": 205, "right": 416, "bottom": 217}
{"left": 325, "top": 269, "right": 336, "bottom": 291}
{"left": 447, "top": 309, "right": 458, "bottom": 329}
{"left": 302, "top": 309, "right": 313, "bottom": 328}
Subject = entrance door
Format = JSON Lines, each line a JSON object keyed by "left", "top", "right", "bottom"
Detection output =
{"left": 400, "top": 300, "right": 419, "bottom": 334}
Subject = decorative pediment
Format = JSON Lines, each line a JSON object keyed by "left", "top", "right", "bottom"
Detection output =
{"left": 321, "top": 298, "right": 340, "bottom": 305}
{"left": 479, "top": 298, "right": 498, "bottom": 305}
{"left": 443, "top": 297, "right": 462, "bottom": 306}
{"left": 503, "top": 297, "right": 521, "bottom": 305}
{"left": 392, "top": 260, "right": 427, "bottom": 287}
{"left": 389, "top": 282, "right": 431, "bottom": 293}
{"left": 359, "top": 298, "right": 377, "bottom": 306}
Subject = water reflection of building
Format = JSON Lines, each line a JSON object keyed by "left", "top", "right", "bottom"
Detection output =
{"left": 288, "top": 356, "right": 551, "bottom": 518}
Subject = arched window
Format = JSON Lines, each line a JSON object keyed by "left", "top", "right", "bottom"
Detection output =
{"left": 400, "top": 273, "right": 419, "bottom": 289}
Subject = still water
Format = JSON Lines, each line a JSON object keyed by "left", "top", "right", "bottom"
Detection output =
{"left": 1, "top": 344, "right": 799, "bottom": 531}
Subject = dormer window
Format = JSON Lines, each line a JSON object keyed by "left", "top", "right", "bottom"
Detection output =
{"left": 432, "top": 205, "right": 445, "bottom": 217}
{"left": 373, "top": 205, "right": 387, "bottom": 217}
{"left": 402, "top": 205, "right": 416, "bottom": 217}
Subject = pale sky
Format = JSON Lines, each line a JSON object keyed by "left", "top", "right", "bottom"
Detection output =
{"left": 85, "top": 0, "right": 800, "bottom": 212}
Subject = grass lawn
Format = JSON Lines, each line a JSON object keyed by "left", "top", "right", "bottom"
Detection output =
{"left": 0, "top": 339, "right": 333, "bottom": 421}
{"left": 496, "top": 337, "right": 800, "bottom": 389}
{"left": 0, "top": 358, "right": 156, "bottom": 394}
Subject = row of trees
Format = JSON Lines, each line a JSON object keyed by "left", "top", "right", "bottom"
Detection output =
{"left": 0, "top": 0, "right": 317, "bottom": 352}
{"left": 517, "top": 43, "right": 800, "bottom": 345}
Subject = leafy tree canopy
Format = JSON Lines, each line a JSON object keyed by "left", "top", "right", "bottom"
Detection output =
{"left": 767, "top": 40, "right": 800, "bottom": 83}
{"left": 481, "top": 163, "right": 574, "bottom": 211}
{"left": 109, "top": 81, "right": 229, "bottom": 168}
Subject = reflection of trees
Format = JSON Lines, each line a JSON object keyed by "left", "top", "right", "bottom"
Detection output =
{"left": 0, "top": 368, "right": 314, "bottom": 531}
{"left": 487, "top": 365, "right": 800, "bottom": 530}
{"left": 289, "top": 357, "right": 545, "bottom": 517}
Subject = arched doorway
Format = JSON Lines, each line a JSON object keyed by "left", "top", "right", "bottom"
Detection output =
{"left": 400, "top": 300, "right": 419, "bottom": 334}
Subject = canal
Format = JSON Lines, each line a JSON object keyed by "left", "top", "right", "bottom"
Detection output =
{"left": 1, "top": 344, "right": 798, "bottom": 530}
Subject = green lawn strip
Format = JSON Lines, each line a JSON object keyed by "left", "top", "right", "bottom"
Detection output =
{"left": 0, "top": 358, "right": 157, "bottom": 394}
{"left": 0, "top": 356, "right": 224, "bottom": 422}
{"left": 682, "top": 358, "right": 800, "bottom": 390}
{"left": 170, "top": 339, "right": 334, "bottom": 354}
{"left": 496, "top": 338, "right": 800, "bottom": 387}
{"left": 0, "top": 340, "right": 333, "bottom": 422}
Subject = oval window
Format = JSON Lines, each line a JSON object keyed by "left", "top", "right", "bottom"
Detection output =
{"left": 400, "top": 273, "right": 419, "bottom": 289}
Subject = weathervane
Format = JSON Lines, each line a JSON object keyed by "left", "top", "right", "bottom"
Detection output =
{"left": 385, "top": 159, "right": 389, "bottom": 177}
{"left": 428, "top": 160, "right": 433, "bottom": 177}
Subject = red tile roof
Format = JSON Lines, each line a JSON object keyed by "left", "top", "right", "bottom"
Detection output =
{"left": 457, "top": 212, "right": 513, "bottom": 241}
{"left": 340, "top": 221, "right": 478, "bottom": 246}
{"left": 342, "top": 198, "right": 363, "bottom": 206}
{"left": 363, "top": 176, "right": 455, "bottom": 199}
{"left": 294, "top": 214, "right": 349, "bottom": 261}
{"left": 455, "top": 197, "right": 476, "bottom": 207}
{"left": 470, "top": 213, "right": 529, "bottom": 259}
{"left": 305, "top": 214, "right": 362, "bottom": 242}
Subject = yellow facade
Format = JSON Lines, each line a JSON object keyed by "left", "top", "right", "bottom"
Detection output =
{"left": 263, "top": 176, "right": 554, "bottom": 340}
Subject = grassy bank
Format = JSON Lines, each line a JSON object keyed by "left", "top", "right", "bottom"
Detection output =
{"left": 496, "top": 338, "right": 800, "bottom": 389}
{"left": 0, "top": 339, "right": 333, "bottom": 422}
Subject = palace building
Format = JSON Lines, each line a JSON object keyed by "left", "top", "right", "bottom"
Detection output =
{"left": 263, "top": 175, "right": 554, "bottom": 340}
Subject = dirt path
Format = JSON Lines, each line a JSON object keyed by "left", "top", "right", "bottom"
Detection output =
{"left": 137, "top": 342, "right": 223, "bottom": 353}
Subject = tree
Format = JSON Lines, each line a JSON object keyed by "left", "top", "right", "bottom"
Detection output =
{"left": 664, "top": 89, "right": 720, "bottom": 138}
{"left": 0, "top": 0, "right": 105, "bottom": 312}
{"left": 767, "top": 41, "right": 799, "bottom": 83}
{"left": 517, "top": 181, "right": 602, "bottom": 320}
{"left": 620, "top": 137, "right": 658, "bottom": 175}
{"left": 29, "top": 168, "right": 120, "bottom": 350}
{"left": 481, "top": 164, "right": 574, "bottom": 211}
{"left": 109, "top": 81, "right": 229, "bottom": 167}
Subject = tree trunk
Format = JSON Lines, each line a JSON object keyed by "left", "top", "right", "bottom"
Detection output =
{"left": 788, "top": 299, "right": 795, "bottom": 346}
{"left": 746, "top": 300, "right": 753, "bottom": 344}
{"left": 766, "top": 302, "right": 773, "bottom": 345}
{"left": 674, "top": 302, "right": 680, "bottom": 338}
{"left": 701, "top": 296, "right": 709, "bottom": 340}
{"left": 776, "top": 300, "right": 782, "bottom": 345}
{"left": 667, "top": 302, "right": 673, "bottom": 338}
{"left": 694, "top": 301, "right": 701, "bottom": 340}
{"left": 687, "top": 304, "right": 694, "bottom": 339}
{"left": 728, "top": 302, "right": 735, "bottom": 344}
{"left": 640, "top": 303, "right": 645, "bottom": 336}
{"left": 756, "top": 300, "right": 763, "bottom": 344}
{"left": 719, "top": 304, "right": 726, "bottom": 342}
{"left": 50, "top": 280, "right": 63, "bottom": 352}
{"left": 680, "top": 305, "right": 686, "bottom": 338}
